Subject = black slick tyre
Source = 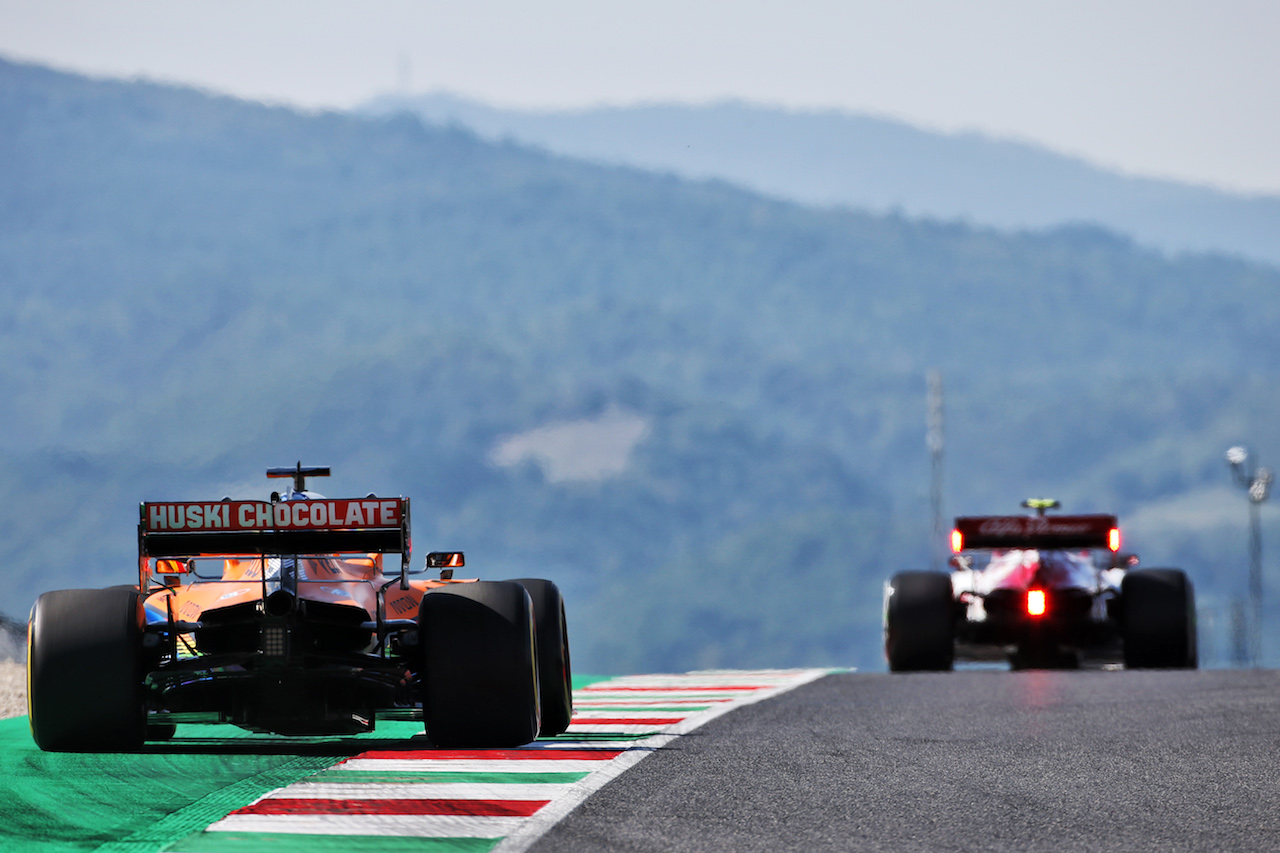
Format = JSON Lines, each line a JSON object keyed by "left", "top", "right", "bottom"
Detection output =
{"left": 1122, "top": 568, "right": 1198, "bottom": 669}
{"left": 146, "top": 723, "right": 178, "bottom": 741}
{"left": 885, "top": 571, "right": 955, "bottom": 672}
{"left": 508, "top": 578, "right": 573, "bottom": 736}
{"left": 418, "top": 581, "right": 540, "bottom": 747}
{"left": 27, "top": 587, "right": 146, "bottom": 752}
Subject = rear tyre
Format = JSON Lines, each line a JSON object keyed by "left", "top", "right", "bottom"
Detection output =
{"left": 885, "top": 571, "right": 955, "bottom": 672}
{"left": 1122, "top": 569, "right": 1198, "bottom": 669}
{"left": 145, "top": 723, "right": 177, "bottom": 741}
{"left": 418, "top": 581, "right": 540, "bottom": 747}
{"left": 508, "top": 578, "right": 573, "bottom": 736}
{"left": 28, "top": 587, "right": 146, "bottom": 752}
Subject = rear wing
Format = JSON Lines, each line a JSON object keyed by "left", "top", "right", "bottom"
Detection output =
{"left": 951, "top": 514, "right": 1119, "bottom": 552}
{"left": 139, "top": 498, "right": 410, "bottom": 585}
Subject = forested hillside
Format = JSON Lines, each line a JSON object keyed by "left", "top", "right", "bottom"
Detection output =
{"left": 3, "top": 57, "right": 1279, "bottom": 670}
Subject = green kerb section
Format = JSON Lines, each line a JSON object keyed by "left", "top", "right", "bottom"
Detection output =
{"left": 0, "top": 717, "right": 424, "bottom": 853}
{"left": 165, "top": 833, "right": 497, "bottom": 852}
{"left": 92, "top": 753, "right": 341, "bottom": 853}
{"left": 0, "top": 675, "right": 623, "bottom": 852}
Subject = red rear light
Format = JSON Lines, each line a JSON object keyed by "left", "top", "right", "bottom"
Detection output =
{"left": 1108, "top": 528, "right": 1121, "bottom": 552}
{"left": 1027, "top": 589, "right": 1047, "bottom": 617}
{"left": 950, "top": 529, "right": 963, "bottom": 552}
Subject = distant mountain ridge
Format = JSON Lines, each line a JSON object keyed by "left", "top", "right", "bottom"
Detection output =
{"left": 363, "top": 93, "right": 1280, "bottom": 266}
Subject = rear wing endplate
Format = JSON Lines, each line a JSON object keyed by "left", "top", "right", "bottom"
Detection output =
{"left": 952, "top": 513, "right": 1119, "bottom": 551}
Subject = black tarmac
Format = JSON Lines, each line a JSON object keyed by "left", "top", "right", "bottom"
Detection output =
{"left": 530, "top": 668, "right": 1280, "bottom": 852}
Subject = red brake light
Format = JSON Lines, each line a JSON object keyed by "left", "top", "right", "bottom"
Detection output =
{"left": 1027, "top": 589, "right": 1047, "bottom": 617}
{"left": 1108, "top": 528, "right": 1121, "bottom": 552}
{"left": 950, "top": 529, "right": 963, "bottom": 552}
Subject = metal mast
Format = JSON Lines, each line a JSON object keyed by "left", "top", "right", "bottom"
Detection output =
{"left": 928, "top": 370, "right": 945, "bottom": 571}
{"left": 1227, "top": 446, "right": 1272, "bottom": 667}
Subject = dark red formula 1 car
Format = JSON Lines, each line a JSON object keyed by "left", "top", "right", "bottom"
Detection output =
{"left": 885, "top": 500, "right": 1197, "bottom": 671}
{"left": 27, "top": 464, "right": 572, "bottom": 752}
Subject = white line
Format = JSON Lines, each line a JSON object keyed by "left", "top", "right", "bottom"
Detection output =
{"left": 572, "top": 691, "right": 773, "bottom": 700}
{"left": 570, "top": 706, "right": 691, "bottom": 712}
{"left": 572, "top": 699, "right": 724, "bottom": 707}
{"left": 270, "top": 782, "right": 573, "bottom": 799}
{"left": 564, "top": 725, "right": 669, "bottom": 735}
{"left": 206, "top": 813, "right": 527, "bottom": 837}
{"left": 338, "top": 758, "right": 622, "bottom": 774}
{"left": 586, "top": 670, "right": 819, "bottom": 686}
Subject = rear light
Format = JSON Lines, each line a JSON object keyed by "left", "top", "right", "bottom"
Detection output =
{"left": 154, "top": 559, "right": 190, "bottom": 574}
{"left": 261, "top": 626, "right": 287, "bottom": 657}
{"left": 1026, "top": 589, "right": 1047, "bottom": 617}
{"left": 1108, "top": 527, "right": 1122, "bottom": 552}
{"left": 950, "top": 529, "right": 963, "bottom": 552}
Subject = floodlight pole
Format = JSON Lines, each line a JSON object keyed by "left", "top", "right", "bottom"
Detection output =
{"left": 1226, "top": 446, "right": 1272, "bottom": 667}
{"left": 1249, "top": 498, "right": 1263, "bottom": 664}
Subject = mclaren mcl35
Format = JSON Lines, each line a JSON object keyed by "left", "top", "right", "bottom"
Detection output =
{"left": 27, "top": 464, "right": 572, "bottom": 751}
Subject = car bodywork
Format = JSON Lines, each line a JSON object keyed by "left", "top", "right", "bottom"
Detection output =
{"left": 948, "top": 511, "right": 1126, "bottom": 668}
{"left": 140, "top": 485, "right": 435, "bottom": 735}
{"left": 885, "top": 502, "right": 1197, "bottom": 671}
{"left": 27, "top": 465, "right": 572, "bottom": 751}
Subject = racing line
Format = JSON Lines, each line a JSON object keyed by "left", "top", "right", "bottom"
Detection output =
{"left": 160, "top": 668, "right": 831, "bottom": 852}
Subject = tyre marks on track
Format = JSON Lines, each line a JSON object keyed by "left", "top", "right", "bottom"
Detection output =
{"left": 164, "top": 669, "right": 830, "bottom": 853}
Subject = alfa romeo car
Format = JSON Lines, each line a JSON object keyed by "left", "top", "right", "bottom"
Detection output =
{"left": 885, "top": 500, "right": 1197, "bottom": 671}
{"left": 27, "top": 464, "right": 572, "bottom": 752}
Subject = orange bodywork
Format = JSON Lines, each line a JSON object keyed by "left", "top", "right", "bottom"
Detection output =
{"left": 120, "top": 484, "right": 498, "bottom": 737}
{"left": 143, "top": 555, "right": 472, "bottom": 626}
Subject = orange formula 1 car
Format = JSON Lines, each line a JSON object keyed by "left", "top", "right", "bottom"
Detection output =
{"left": 27, "top": 464, "right": 572, "bottom": 752}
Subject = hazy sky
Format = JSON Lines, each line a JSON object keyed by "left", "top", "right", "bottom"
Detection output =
{"left": 2, "top": 1, "right": 1277, "bottom": 195}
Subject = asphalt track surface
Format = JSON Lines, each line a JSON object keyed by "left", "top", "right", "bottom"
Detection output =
{"left": 530, "top": 669, "right": 1280, "bottom": 852}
